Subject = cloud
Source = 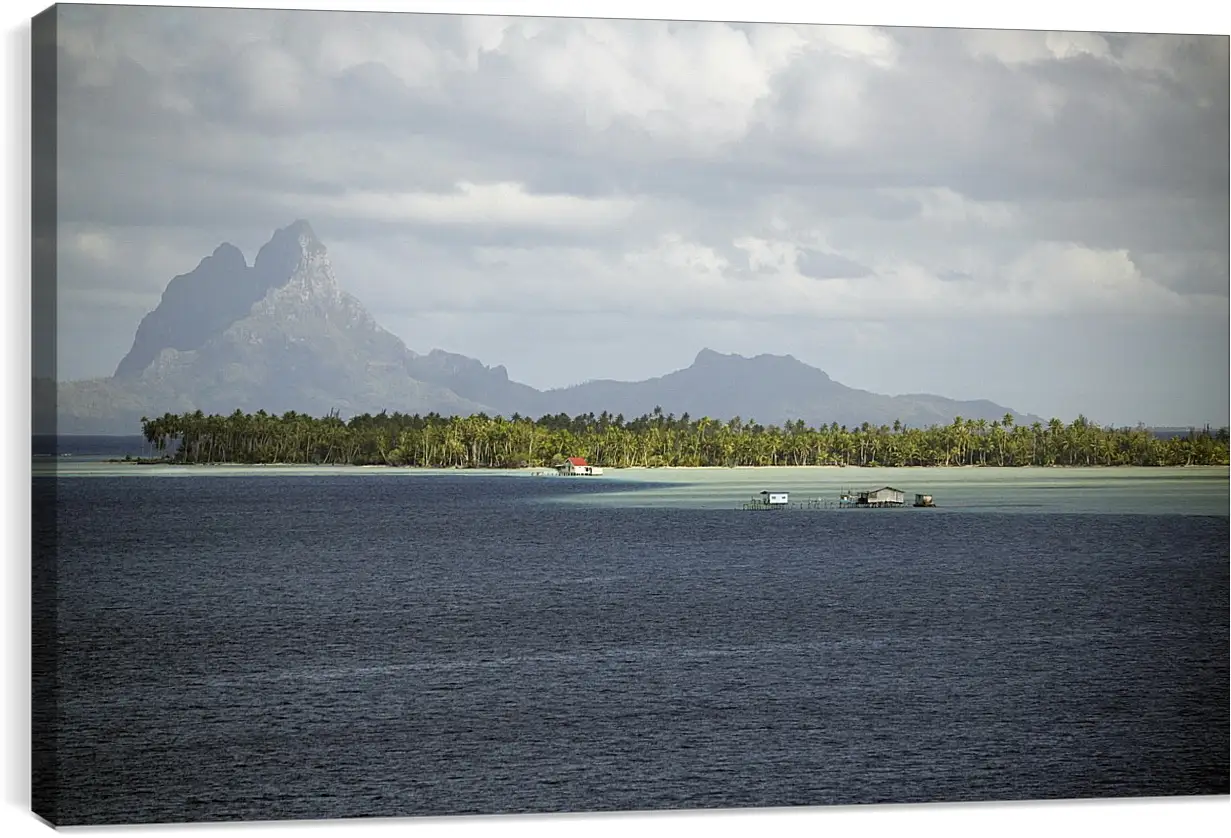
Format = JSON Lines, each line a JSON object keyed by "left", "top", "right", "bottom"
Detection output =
{"left": 296, "top": 182, "right": 639, "bottom": 229}
{"left": 998, "top": 242, "right": 1192, "bottom": 315}
{"left": 961, "top": 29, "right": 1112, "bottom": 65}
{"left": 795, "top": 250, "right": 873, "bottom": 281}
{"left": 882, "top": 187, "right": 1017, "bottom": 230}
{"left": 342, "top": 229, "right": 1204, "bottom": 329}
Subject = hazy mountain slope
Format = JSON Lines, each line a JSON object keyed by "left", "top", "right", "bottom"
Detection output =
{"left": 52, "top": 221, "right": 493, "bottom": 435}
{"left": 44, "top": 376, "right": 199, "bottom": 436}
{"left": 538, "top": 349, "right": 1041, "bottom": 428}
{"left": 115, "top": 241, "right": 272, "bottom": 378}
{"left": 405, "top": 349, "right": 545, "bottom": 418}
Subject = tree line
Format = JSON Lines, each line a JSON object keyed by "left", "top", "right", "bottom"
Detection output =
{"left": 137, "top": 407, "right": 1231, "bottom": 468}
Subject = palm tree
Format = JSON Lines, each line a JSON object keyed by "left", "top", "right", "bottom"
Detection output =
{"left": 133, "top": 407, "right": 1228, "bottom": 470}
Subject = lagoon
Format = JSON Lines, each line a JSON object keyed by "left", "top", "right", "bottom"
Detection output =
{"left": 35, "top": 461, "right": 1230, "bottom": 517}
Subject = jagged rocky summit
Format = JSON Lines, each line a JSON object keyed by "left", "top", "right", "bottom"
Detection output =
{"left": 53, "top": 220, "right": 491, "bottom": 434}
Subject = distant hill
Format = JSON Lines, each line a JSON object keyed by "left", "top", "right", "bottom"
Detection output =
{"left": 48, "top": 219, "right": 1042, "bottom": 435}
{"left": 537, "top": 348, "right": 1042, "bottom": 429}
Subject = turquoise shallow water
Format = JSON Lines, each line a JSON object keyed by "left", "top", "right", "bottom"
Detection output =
{"left": 564, "top": 466, "right": 1231, "bottom": 516}
{"left": 38, "top": 462, "right": 1229, "bottom": 516}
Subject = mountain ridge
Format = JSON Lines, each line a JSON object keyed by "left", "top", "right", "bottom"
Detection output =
{"left": 48, "top": 220, "right": 1044, "bottom": 435}
{"left": 534, "top": 348, "right": 1041, "bottom": 429}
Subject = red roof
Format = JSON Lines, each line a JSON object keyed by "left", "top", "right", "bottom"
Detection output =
{"left": 567, "top": 457, "right": 588, "bottom": 466}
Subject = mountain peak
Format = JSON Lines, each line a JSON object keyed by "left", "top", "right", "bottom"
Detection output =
{"left": 754, "top": 351, "right": 802, "bottom": 366}
{"left": 254, "top": 219, "right": 326, "bottom": 280}
{"left": 693, "top": 348, "right": 728, "bottom": 365}
{"left": 686, "top": 348, "right": 831, "bottom": 386}
{"left": 694, "top": 348, "right": 806, "bottom": 367}
{"left": 280, "top": 219, "right": 321, "bottom": 248}
{"left": 114, "top": 220, "right": 340, "bottom": 378}
{"left": 211, "top": 242, "right": 246, "bottom": 265}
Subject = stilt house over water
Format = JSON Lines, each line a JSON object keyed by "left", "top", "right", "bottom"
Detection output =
{"left": 851, "top": 486, "right": 906, "bottom": 507}
{"left": 741, "top": 490, "right": 791, "bottom": 510}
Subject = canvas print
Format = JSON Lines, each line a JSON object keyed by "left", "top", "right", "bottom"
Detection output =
{"left": 30, "top": 2, "right": 1229, "bottom": 828}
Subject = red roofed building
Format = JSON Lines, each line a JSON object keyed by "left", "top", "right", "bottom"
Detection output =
{"left": 556, "top": 456, "right": 604, "bottom": 476}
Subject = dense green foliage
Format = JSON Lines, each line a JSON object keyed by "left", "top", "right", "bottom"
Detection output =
{"left": 140, "top": 408, "right": 1231, "bottom": 468}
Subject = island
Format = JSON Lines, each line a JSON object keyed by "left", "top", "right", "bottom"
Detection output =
{"left": 124, "top": 409, "right": 1231, "bottom": 469}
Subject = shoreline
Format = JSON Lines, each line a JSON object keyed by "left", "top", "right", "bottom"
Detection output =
{"left": 93, "top": 460, "right": 1229, "bottom": 471}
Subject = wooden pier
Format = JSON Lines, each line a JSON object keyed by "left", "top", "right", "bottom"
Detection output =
{"left": 739, "top": 486, "right": 936, "bottom": 511}
{"left": 739, "top": 497, "right": 838, "bottom": 510}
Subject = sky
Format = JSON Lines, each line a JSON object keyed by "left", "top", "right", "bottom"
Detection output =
{"left": 46, "top": 1, "right": 1230, "bottom": 427}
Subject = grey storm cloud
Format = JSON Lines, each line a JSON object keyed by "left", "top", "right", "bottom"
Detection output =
{"left": 795, "top": 250, "right": 874, "bottom": 280}
{"left": 48, "top": 3, "right": 1230, "bottom": 426}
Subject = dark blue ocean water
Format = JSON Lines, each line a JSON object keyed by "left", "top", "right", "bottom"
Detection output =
{"left": 32, "top": 473, "right": 1230, "bottom": 825}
